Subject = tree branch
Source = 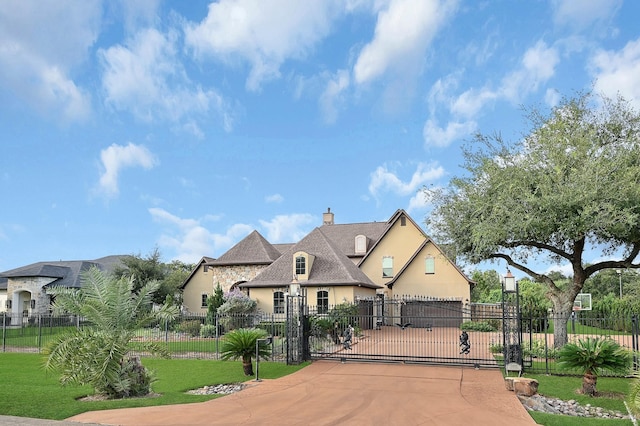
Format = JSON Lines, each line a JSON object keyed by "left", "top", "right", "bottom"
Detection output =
{"left": 502, "top": 240, "right": 572, "bottom": 260}
{"left": 584, "top": 242, "right": 640, "bottom": 275}
{"left": 488, "top": 253, "right": 561, "bottom": 293}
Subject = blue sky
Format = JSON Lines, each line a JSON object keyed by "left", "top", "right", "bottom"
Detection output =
{"left": 1, "top": 0, "right": 639, "bottom": 276}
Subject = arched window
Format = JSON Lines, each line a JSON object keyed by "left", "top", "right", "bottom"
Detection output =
{"left": 317, "top": 290, "right": 329, "bottom": 314}
{"left": 273, "top": 291, "right": 285, "bottom": 314}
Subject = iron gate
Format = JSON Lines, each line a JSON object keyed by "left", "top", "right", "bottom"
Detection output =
{"left": 306, "top": 299, "right": 509, "bottom": 368}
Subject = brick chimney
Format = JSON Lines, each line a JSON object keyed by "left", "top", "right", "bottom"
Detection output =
{"left": 323, "top": 208, "right": 334, "bottom": 225}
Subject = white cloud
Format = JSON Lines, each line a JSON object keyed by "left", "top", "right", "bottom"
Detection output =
{"left": 591, "top": 38, "right": 640, "bottom": 108}
{"left": 184, "top": 0, "right": 340, "bottom": 91}
{"left": 319, "top": 69, "right": 351, "bottom": 123}
{"left": 450, "top": 87, "right": 497, "bottom": 118}
{"left": 369, "top": 162, "right": 445, "bottom": 200}
{"left": 423, "top": 118, "right": 476, "bottom": 148}
{"left": 545, "top": 88, "right": 561, "bottom": 107}
{"left": 265, "top": 194, "right": 284, "bottom": 203}
{"left": 407, "top": 190, "right": 431, "bottom": 214}
{"left": 423, "top": 40, "right": 558, "bottom": 148}
{"left": 0, "top": 0, "right": 99, "bottom": 121}
{"left": 149, "top": 207, "right": 252, "bottom": 263}
{"left": 353, "top": 0, "right": 458, "bottom": 85}
{"left": 500, "top": 41, "right": 559, "bottom": 102}
{"left": 259, "top": 214, "right": 316, "bottom": 243}
{"left": 96, "top": 143, "right": 158, "bottom": 198}
{"left": 99, "top": 28, "right": 232, "bottom": 134}
{"left": 551, "top": 0, "right": 622, "bottom": 30}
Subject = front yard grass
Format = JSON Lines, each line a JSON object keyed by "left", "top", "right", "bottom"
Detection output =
{"left": 523, "top": 373, "right": 633, "bottom": 425}
{"left": 0, "top": 352, "right": 308, "bottom": 421}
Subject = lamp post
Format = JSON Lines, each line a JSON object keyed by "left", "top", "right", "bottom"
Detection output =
{"left": 616, "top": 269, "right": 622, "bottom": 299}
{"left": 502, "top": 268, "right": 522, "bottom": 373}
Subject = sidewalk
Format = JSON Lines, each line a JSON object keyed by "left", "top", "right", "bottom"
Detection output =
{"left": 67, "top": 361, "right": 537, "bottom": 425}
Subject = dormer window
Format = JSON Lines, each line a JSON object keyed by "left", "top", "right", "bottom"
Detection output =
{"left": 295, "top": 255, "right": 306, "bottom": 275}
{"left": 355, "top": 235, "right": 367, "bottom": 255}
{"left": 293, "top": 251, "right": 315, "bottom": 281}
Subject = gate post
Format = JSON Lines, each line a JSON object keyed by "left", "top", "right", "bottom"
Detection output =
{"left": 632, "top": 314, "right": 639, "bottom": 370}
{"left": 501, "top": 270, "right": 522, "bottom": 374}
{"left": 285, "top": 291, "right": 307, "bottom": 365}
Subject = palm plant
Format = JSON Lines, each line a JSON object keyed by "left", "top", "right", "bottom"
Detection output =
{"left": 628, "top": 371, "right": 640, "bottom": 416}
{"left": 557, "top": 337, "right": 630, "bottom": 396}
{"left": 220, "top": 328, "right": 271, "bottom": 376}
{"left": 44, "top": 267, "right": 178, "bottom": 398}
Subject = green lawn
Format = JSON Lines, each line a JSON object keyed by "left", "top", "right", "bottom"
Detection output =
{"left": 524, "top": 374, "right": 635, "bottom": 425}
{"left": 546, "top": 320, "right": 631, "bottom": 336}
{"left": 0, "top": 353, "right": 308, "bottom": 420}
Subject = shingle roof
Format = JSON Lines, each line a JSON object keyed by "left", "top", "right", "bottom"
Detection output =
{"left": 241, "top": 227, "right": 381, "bottom": 289}
{"left": 319, "top": 221, "right": 389, "bottom": 257}
{"left": 209, "top": 230, "right": 284, "bottom": 266}
{"left": 0, "top": 256, "right": 130, "bottom": 288}
{"left": 180, "top": 256, "right": 216, "bottom": 289}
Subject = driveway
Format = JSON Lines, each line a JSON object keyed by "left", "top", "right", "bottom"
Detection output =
{"left": 67, "top": 361, "right": 537, "bottom": 426}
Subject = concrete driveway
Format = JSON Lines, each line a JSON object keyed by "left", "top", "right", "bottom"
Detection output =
{"left": 68, "top": 361, "right": 537, "bottom": 426}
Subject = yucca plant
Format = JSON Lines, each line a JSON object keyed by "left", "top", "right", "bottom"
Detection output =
{"left": 44, "top": 267, "right": 178, "bottom": 398}
{"left": 220, "top": 328, "right": 271, "bottom": 376}
{"left": 557, "top": 337, "right": 630, "bottom": 396}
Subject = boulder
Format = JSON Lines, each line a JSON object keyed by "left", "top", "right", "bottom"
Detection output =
{"left": 510, "top": 378, "right": 539, "bottom": 397}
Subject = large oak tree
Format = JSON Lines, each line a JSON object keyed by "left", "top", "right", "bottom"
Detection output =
{"left": 425, "top": 93, "right": 640, "bottom": 347}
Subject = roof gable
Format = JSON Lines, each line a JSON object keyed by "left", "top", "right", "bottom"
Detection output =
{"left": 210, "top": 230, "right": 283, "bottom": 266}
{"left": 357, "top": 209, "right": 425, "bottom": 266}
{"left": 319, "top": 222, "right": 388, "bottom": 257}
{"left": 243, "top": 227, "right": 380, "bottom": 289}
{"left": 386, "top": 239, "right": 473, "bottom": 288}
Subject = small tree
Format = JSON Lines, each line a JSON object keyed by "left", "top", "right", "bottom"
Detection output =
{"left": 220, "top": 328, "right": 271, "bottom": 376}
{"left": 557, "top": 337, "right": 630, "bottom": 396}
{"left": 206, "top": 283, "right": 224, "bottom": 326}
{"left": 44, "top": 267, "right": 178, "bottom": 398}
{"left": 217, "top": 289, "right": 258, "bottom": 330}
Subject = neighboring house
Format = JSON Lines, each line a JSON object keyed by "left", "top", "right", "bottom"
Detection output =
{"left": 181, "top": 209, "right": 473, "bottom": 318}
{"left": 0, "top": 255, "right": 128, "bottom": 320}
{"left": 0, "top": 277, "right": 7, "bottom": 313}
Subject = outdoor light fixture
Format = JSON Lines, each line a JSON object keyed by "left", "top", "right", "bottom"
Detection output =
{"left": 504, "top": 269, "right": 517, "bottom": 293}
{"left": 616, "top": 269, "right": 622, "bottom": 299}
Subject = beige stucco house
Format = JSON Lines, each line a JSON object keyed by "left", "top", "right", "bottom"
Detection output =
{"left": 181, "top": 209, "right": 473, "bottom": 318}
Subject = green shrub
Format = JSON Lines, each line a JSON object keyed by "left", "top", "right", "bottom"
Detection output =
{"left": 460, "top": 321, "right": 497, "bottom": 332}
{"left": 199, "top": 324, "right": 217, "bottom": 338}
{"left": 256, "top": 321, "right": 286, "bottom": 337}
{"left": 176, "top": 320, "right": 202, "bottom": 337}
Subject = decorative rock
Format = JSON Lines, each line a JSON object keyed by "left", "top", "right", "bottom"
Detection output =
{"left": 186, "top": 383, "right": 246, "bottom": 395}
{"left": 505, "top": 377, "right": 515, "bottom": 391}
{"left": 512, "top": 378, "right": 539, "bottom": 397}
{"left": 518, "top": 394, "right": 630, "bottom": 419}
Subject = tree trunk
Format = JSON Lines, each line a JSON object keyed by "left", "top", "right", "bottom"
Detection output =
{"left": 582, "top": 371, "right": 598, "bottom": 396}
{"left": 551, "top": 294, "right": 577, "bottom": 348}
{"left": 242, "top": 355, "right": 254, "bottom": 376}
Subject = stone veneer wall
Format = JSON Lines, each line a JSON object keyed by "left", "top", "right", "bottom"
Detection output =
{"left": 6, "top": 276, "right": 57, "bottom": 315}
{"left": 212, "top": 264, "right": 268, "bottom": 292}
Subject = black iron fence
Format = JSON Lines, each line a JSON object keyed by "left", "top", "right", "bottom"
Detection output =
{"left": 304, "top": 302, "right": 640, "bottom": 376}
{"left": 3, "top": 308, "right": 638, "bottom": 376}
{"left": 1, "top": 312, "right": 288, "bottom": 361}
